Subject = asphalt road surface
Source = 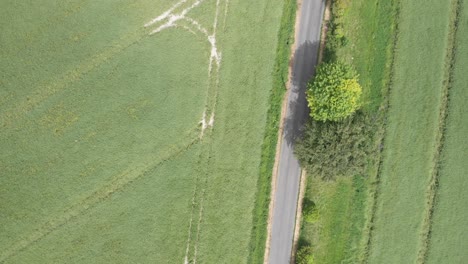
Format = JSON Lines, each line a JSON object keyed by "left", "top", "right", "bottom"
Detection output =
{"left": 267, "top": 0, "right": 325, "bottom": 263}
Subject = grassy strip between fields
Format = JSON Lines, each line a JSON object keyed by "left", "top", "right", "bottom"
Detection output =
{"left": 247, "top": 0, "right": 297, "bottom": 263}
{"left": 361, "top": 0, "right": 401, "bottom": 262}
{"left": 296, "top": 0, "right": 399, "bottom": 263}
{"left": 426, "top": 1, "right": 468, "bottom": 262}
{"left": 418, "top": 0, "right": 464, "bottom": 262}
{"left": 367, "top": 0, "right": 454, "bottom": 262}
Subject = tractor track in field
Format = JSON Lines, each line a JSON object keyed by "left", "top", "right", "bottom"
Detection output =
{"left": 0, "top": 134, "right": 200, "bottom": 263}
{"left": 1, "top": 1, "right": 229, "bottom": 262}
{"left": 0, "top": 29, "right": 147, "bottom": 129}
{"left": 144, "top": 0, "right": 229, "bottom": 262}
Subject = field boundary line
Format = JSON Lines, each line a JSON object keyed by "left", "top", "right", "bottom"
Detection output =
{"left": 416, "top": 0, "right": 462, "bottom": 262}
{"left": 0, "top": 136, "right": 200, "bottom": 263}
{"left": 361, "top": 0, "right": 401, "bottom": 262}
{"left": 262, "top": 0, "right": 302, "bottom": 263}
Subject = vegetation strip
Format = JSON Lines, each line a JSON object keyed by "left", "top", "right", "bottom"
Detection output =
{"left": 417, "top": 0, "right": 463, "bottom": 262}
{"left": 424, "top": 3, "right": 468, "bottom": 260}
{"left": 290, "top": 0, "right": 331, "bottom": 260}
{"left": 248, "top": 0, "right": 297, "bottom": 262}
{"left": 294, "top": 0, "right": 400, "bottom": 262}
{"left": 366, "top": 0, "right": 455, "bottom": 261}
{"left": 361, "top": 1, "right": 401, "bottom": 262}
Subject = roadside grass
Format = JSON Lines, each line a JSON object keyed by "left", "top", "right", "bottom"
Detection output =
{"left": 300, "top": 175, "right": 368, "bottom": 263}
{"left": 297, "top": 0, "right": 397, "bottom": 263}
{"left": 248, "top": 0, "right": 297, "bottom": 263}
{"left": 0, "top": 0, "right": 287, "bottom": 263}
{"left": 336, "top": 0, "right": 397, "bottom": 112}
{"left": 426, "top": 1, "right": 468, "bottom": 262}
{"left": 367, "top": 0, "right": 454, "bottom": 263}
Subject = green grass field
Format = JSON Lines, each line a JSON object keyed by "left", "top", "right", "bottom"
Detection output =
{"left": 0, "top": 0, "right": 287, "bottom": 263}
{"left": 367, "top": 0, "right": 454, "bottom": 262}
{"left": 426, "top": 1, "right": 468, "bottom": 262}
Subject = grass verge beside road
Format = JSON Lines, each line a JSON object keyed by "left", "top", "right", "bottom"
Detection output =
{"left": 296, "top": 0, "right": 398, "bottom": 263}
{"left": 248, "top": 0, "right": 297, "bottom": 263}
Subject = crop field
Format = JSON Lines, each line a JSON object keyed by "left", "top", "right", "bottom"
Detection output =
{"left": 367, "top": 0, "right": 467, "bottom": 263}
{"left": 0, "top": 0, "right": 286, "bottom": 263}
{"left": 426, "top": 1, "right": 468, "bottom": 263}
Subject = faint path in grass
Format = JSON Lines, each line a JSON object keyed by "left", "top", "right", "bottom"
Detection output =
{"left": 2, "top": 0, "right": 92, "bottom": 57}
{"left": 0, "top": 28, "right": 147, "bottom": 129}
{"left": 144, "top": 0, "right": 228, "bottom": 262}
{"left": 0, "top": 133, "right": 200, "bottom": 264}
{"left": 164, "top": 0, "right": 228, "bottom": 262}
{"left": 1, "top": 1, "right": 226, "bottom": 262}
{"left": 145, "top": 0, "right": 223, "bottom": 140}
{"left": 417, "top": 0, "right": 463, "bottom": 262}
{"left": 1, "top": 0, "right": 220, "bottom": 134}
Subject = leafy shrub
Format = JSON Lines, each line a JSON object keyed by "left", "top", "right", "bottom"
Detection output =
{"left": 306, "top": 62, "right": 362, "bottom": 122}
{"left": 296, "top": 246, "right": 315, "bottom": 264}
{"left": 295, "top": 112, "right": 374, "bottom": 181}
{"left": 302, "top": 198, "right": 319, "bottom": 223}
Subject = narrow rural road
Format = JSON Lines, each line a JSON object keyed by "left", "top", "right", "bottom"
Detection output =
{"left": 267, "top": 0, "right": 325, "bottom": 263}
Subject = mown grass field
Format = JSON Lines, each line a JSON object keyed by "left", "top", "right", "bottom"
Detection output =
{"left": 367, "top": 0, "right": 460, "bottom": 262}
{"left": 297, "top": 0, "right": 397, "bottom": 263}
{"left": 426, "top": 1, "right": 468, "bottom": 262}
{"left": 0, "top": 0, "right": 287, "bottom": 263}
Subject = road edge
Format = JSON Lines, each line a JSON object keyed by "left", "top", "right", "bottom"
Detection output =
{"left": 263, "top": 0, "right": 303, "bottom": 263}
{"left": 289, "top": 0, "right": 331, "bottom": 261}
{"left": 290, "top": 169, "right": 307, "bottom": 264}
